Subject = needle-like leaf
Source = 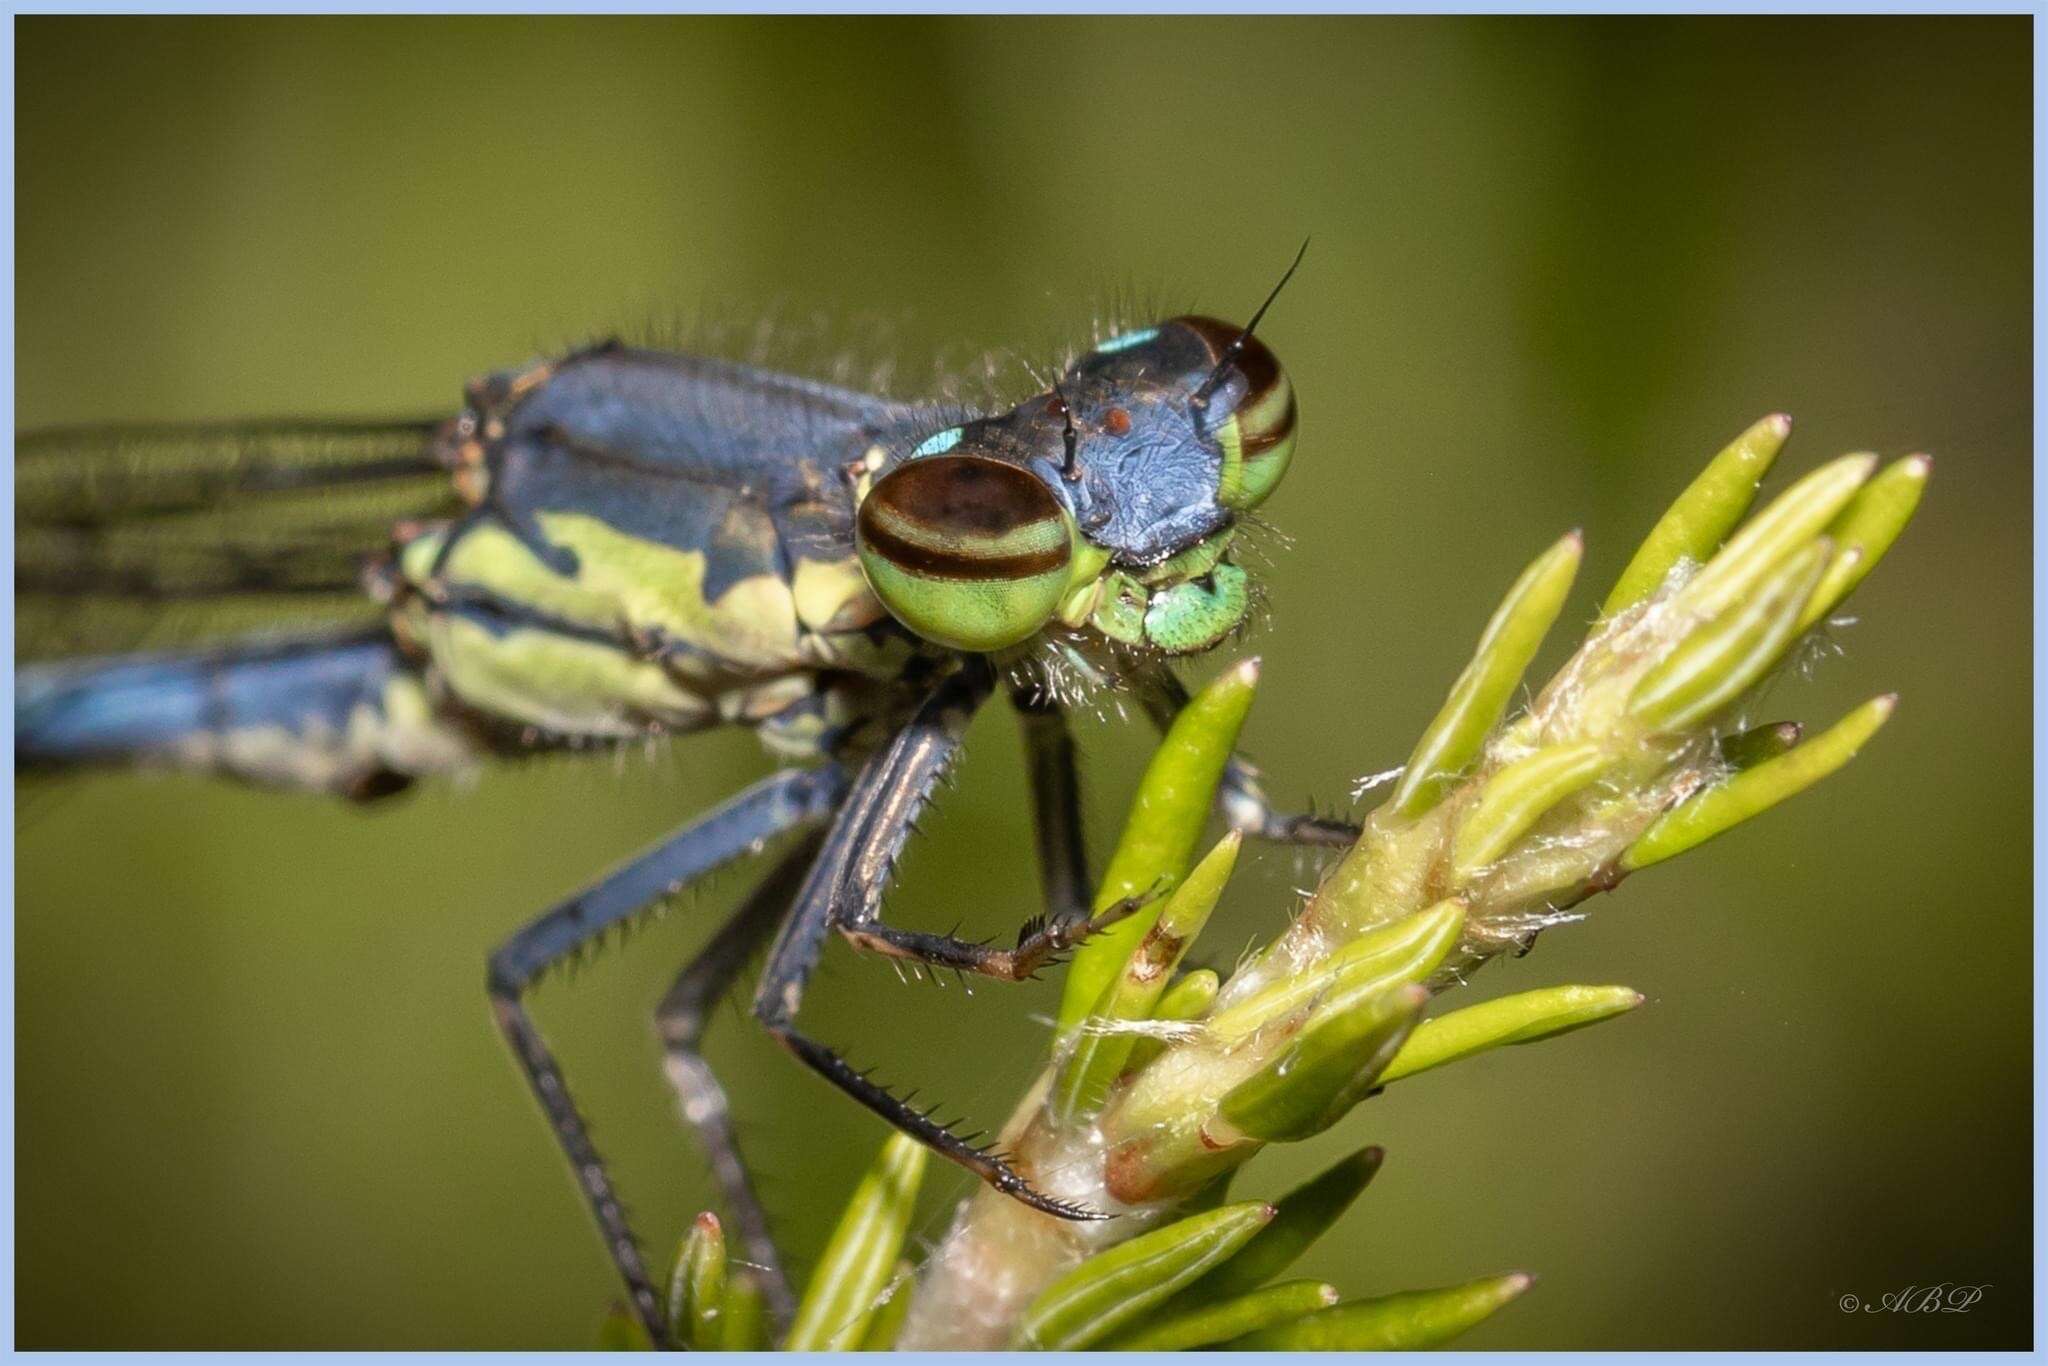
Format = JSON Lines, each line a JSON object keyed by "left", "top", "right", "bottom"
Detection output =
{"left": 1060, "top": 659, "right": 1259, "bottom": 1030}
{"left": 1154, "top": 967, "right": 1222, "bottom": 1021}
{"left": 665, "top": 1212, "right": 727, "bottom": 1350}
{"left": 1379, "top": 984, "right": 1644, "bottom": 1085}
{"left": 1183, "top": 1146, "right": 1385, "bottom": 1302}
{"left": 1009, "top": 1202, "right": 1275, "bottom": 1350}
{"left": 1799, "top": 453, "right": 1931, "bottom": 628}
{"left": 720, "top": 1273, "right": 769, "bottom": 1352}
{"left": 1102, "top": 1279, "right": 1339, "bottom": 1350}
{"left": 784, "top": 1134, "right": 926, "bottom": 1351}
{"left": 1629, "top": 538, "right": 1831, "bottom": 731}
{"left": 1603, "top": 413, "right": 1790, "bottom": 616}
{"left": 1451, "top": 741, "right": 1615, "bottom": 880}
{"left": 1671, "top": 452, "right": 1874, "bottom": 619}
{"left": 1392, "top": 532, "right": 1583, "bottom": 817}
{"left": 1059, "top": 832, "right": 1239, "bottom": 1118}
{"left": 1218, "top": 983, "right": 1426, "bottom": 1142}
{"left": 1209, "top": 899, "right": 1464, "bottom": 1043}
{"left": 1624, "top": 694, "right": 1896, "bottom": 870}
{"left": 1226, "top": 1272, "right": 1534, "bottom": 1349}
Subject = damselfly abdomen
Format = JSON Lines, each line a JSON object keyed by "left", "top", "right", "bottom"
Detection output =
{"left": 16, "top": 274, "right": 1358, "bottom": 1340}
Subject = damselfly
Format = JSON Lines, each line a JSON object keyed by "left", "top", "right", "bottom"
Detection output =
{"left": 15, "top": 254, "right": 1359, "bottom": 1341}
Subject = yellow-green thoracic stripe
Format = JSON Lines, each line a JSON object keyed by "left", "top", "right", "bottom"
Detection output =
{"left": 856, "top": 454, "right": 1075, "bottom": 653}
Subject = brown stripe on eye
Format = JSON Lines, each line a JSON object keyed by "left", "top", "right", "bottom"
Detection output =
{"left": 856, "top": 513, "right": 1070, "bottom": 582}
{"left": 1243, "top": 389, "right": 1297, "bottom": 456}
{"left": 1172, "top": 315, "right": 1282, "bottom": 403}
{"left": 876, "top": 454, "right": 1056, "bottom": 538}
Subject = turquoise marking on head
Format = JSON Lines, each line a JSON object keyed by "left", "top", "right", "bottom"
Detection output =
{"left": 911, "top": 427, "right": 963, "bottom": 457}
{"left": 1094, "top": 327, "right": 1161, "bottom": 355}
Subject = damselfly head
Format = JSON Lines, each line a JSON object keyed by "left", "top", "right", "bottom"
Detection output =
{"left": 856, "top": 256, "right": 1303, "bottom": 659}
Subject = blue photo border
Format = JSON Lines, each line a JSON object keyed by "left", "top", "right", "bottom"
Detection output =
{"left": 0, "top": 6, "right": 2038, "bottom": 1360}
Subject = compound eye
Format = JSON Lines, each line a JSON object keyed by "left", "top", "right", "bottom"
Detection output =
{"left": 856, "top": 454, "right": 1075, "bottom": 653}
{"left": 1175, "top": 314, "right": 1299, "bottom": 511}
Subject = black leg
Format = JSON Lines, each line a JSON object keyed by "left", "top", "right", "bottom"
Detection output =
{"left": 823, "top": 669, "right": 1146, "bottom": 981}
{"left": 651, "top": 831, "right": 823, "bottom": 1334}
{"left": 1010, "top": 684, "right": 1093, "bottom": 928}
{"left": 487, "top": 764, "right": 847, "bottom": 1345}
{"left": 749, "top": 666, "right": 1123, "bottom": 1221}
{"left": 1133, "top": 663, "right": 1363, "bottom": 848}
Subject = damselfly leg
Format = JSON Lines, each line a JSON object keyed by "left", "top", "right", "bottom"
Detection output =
{"left": 750, "top": 665, "right": 1131, "bottom": 1222}
{"left": 818, "top": 670, "right": 1147, "bottom": 981}
{"left": 650, "top": 830, "right": 824, "bottom": 1333}
{"left": 651, "top": 696, "right": 1107, "bottom": 1329}
{"left": 487, "top": 765, "right": 849, "bottom": 1344}
{"left": 1012, "top": 689, "right": 1095, "bottom": 931}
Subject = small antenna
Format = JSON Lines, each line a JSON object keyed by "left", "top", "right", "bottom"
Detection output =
{"left": 1051, "top": 379, "right": 1082, "bottom": 483}
{"left": 1191, "top": 237, "right": 1309, "bottom": 411}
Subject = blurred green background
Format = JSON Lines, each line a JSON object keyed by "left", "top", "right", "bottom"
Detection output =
{"left": 14, "top": 16, "right": 2030, "bottom": 1350}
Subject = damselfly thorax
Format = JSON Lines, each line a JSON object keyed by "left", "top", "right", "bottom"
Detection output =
{"left": 380, "top": 342, "right": 948, "bottom": 767}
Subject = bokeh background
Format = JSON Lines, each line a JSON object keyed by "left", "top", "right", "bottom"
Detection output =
{"left": 14, "top": 16, "right": 2030, "bottom": 1349}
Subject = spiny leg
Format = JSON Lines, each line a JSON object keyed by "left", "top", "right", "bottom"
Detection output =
{"left": 651, "top": 830, "right": 824, "bottom": 1334}
{"left": 750, "top": 666, "right": 1111, "bottom": 1221}
{"left": 828, "top": 669, "right": 1143, "bottom": 979}
{"left": 838, "top": 894, "right": 1152, "bottom": 982}
{"left": 1010, "top": 685, "right": 1093, "bottom": 929}
{"left": 487, "top": 764, "right": 847, "bottom": 1344}
{"left": 1133, "top": 662, "right": 1363, "bottom": 848}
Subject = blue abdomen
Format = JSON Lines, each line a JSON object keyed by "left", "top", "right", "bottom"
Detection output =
{"left": 16, "top": 632, "right": 477, "bottom": 799}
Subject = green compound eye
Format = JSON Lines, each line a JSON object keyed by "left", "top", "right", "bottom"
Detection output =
{"left": 856, "top": 454, "right": 1076, "bottom": 653}
{"left": 1143, "top": 562, "right": 1251, "bottom": 654}
{"left": 1174, "top": 315, "right": 1299, "bottom": 511}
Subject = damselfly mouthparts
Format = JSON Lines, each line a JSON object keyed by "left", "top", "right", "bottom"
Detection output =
{"left": 16, "top": 259, "right": 1359, "bottom": 1342}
